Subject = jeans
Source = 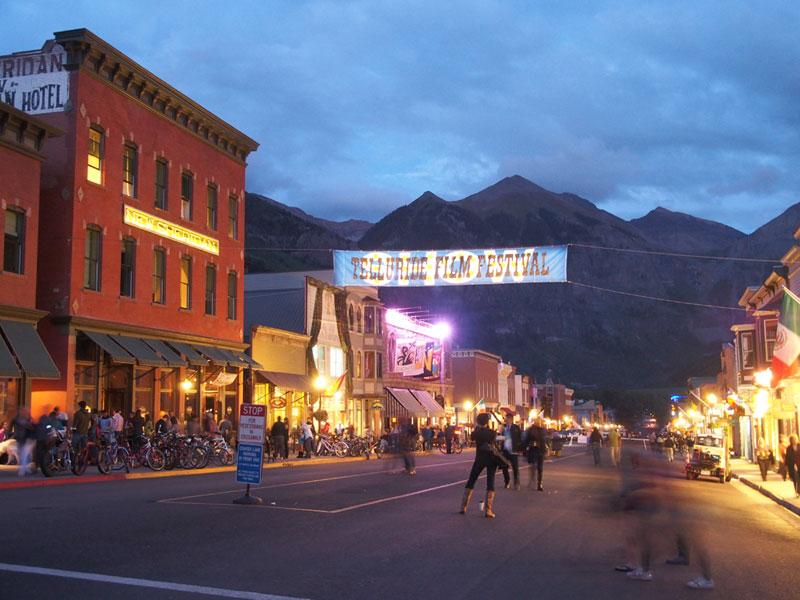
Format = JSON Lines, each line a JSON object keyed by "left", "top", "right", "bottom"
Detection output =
{"left": 757, "top": 458, "right": 770, "bottom": 482}
{"left": 528, "top": 450, "right": 544, "bottom": 485}
{"left": 403, "top": 451, "right": 416, "bottom": 472}
{"left": 272, "top": 435, "right": 285, "bottom": 459}
{"left": 466, "top": 454, "right": 497, "bottom": 491}
{"left": 18, "top": 439, "right": 35, "bottom": 476}
{"left": 592, "top": 443, "right": 601, "bottom": 466}
{"left": 501, "top": 451, "right": 519, "bottom": 486}
{"left": 445, "top": 437, "right": 453, "bottom": 454}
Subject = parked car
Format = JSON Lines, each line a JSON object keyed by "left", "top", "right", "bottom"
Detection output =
{"left": 685, "top": 433, "right": 731, "bottom": 483}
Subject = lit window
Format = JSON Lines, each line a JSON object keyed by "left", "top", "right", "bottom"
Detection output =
{"left": 205, "top": 264, "right": 216, "bottom": 315}
{"left": 122, "top": 144, "right": 138, "bottom": 197}
{"left": 155, "top": 159, "right": 168, "bottom": 210}
{"left": 228, "top": 195, "right": 238, "bottom": 240}
{"left": 764, "top": 321, "right": 778, "bottom": 362}
{"left": 3, "top": 210, "right": 25, "bottom": 274}
{"left": 181, "top": 172, "right": 193, "bottom": 220}
{"left": 364, "top": 352, "right": 375, "bottom": 379}
{"left": 153, "top": 248, "right": 166, "bottom": 304}
{"left": 206, "top": 185, "right": 218, "bottom": 230}
{"left": 87, "top": 127, "right": 104, "bottom": 184}
{"left": 227, "top": 270, "right": 237, "bottom": 319}
{"left": 364, "top": 306, "right": 375, "bottom": 334}
{"left": 739, "top": 331, "right": 755, "bottom": 370}
{"left": 180, "top": 255, "right": 192, "bottom": 309}
{"left": 120, "top": 237, "right": 136, "bottom": 297}
{"left": 329, "top": 347, "right": 344, "bottom": 377}
{"left": 84, "top": 226, "right": 102, "bottom": 291}
{"left": 356, "top": 351, "right": 362, "bottom": 378}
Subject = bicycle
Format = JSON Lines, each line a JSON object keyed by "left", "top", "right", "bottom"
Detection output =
{"left": 97, "top": 437, "right": 130, "bottom": 474}
{"left": 41, "top": 429, "right": 75, "bottom": 477}
{"left": 315, "top": 435, "right": 348, "bottom": 458}
{"left": 438, "top": 438, "right": 464, "bottom": 454}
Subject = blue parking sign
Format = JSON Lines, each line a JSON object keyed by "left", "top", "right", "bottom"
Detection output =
{"left": 236, "top": 443, "right": 264, "bottom": 485}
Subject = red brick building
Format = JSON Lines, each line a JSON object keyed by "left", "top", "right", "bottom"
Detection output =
{"left": 5, "top": 30, "right": 259, "bottom": 423}
{"left": 451, "top": 349, "right": 501, "bottom": 424}
{"left": 0, "top": 102, "right": 61, "bottom": 423}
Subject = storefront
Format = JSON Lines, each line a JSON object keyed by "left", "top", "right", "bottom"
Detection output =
{"left": 254, "top": 370, "right": 314, "bottom": 434}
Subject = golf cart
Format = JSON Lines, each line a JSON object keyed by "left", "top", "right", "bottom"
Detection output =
{"left": 685, "top": 433, "right": 731, "bottom": 484}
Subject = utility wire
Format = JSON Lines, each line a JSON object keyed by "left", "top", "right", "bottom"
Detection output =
{"left": 567, "top": 280, "right": 746, "bottom": 311}
{"left": 568, "top": 243, "right": 781, "bottom": 264}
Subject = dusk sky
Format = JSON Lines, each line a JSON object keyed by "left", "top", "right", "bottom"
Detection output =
{"left": 4, "top": 1, "right": 799, "bottom": 231}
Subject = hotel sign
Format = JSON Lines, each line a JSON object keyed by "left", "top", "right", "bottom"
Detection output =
{"left": 333, "top": 246, "right": 568, "bottom": 287}
{"left": 123, "top": 205, "right": 219, "bottom": 255}
{"left": 0, "top": 46, "right": 69, "bottom": 115}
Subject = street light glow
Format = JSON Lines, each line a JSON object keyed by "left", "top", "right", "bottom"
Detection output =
{"left": 463, "top": 400, "right": 473, "bottom": 411}
{"left": 754, "top": 368, "right": 773, "bottom": 388}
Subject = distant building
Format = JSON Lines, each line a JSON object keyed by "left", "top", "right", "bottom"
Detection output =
{"left": 451, "top": 349, "right": 500, "bottom": 424}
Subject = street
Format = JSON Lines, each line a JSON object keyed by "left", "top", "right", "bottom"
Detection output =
{"left": 1, "top": 446, "right": 798, "bottom": 600}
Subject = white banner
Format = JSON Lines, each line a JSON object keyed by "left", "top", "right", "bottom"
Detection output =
{"left": 0, "top": 45, "right": 69, "bottom": 115}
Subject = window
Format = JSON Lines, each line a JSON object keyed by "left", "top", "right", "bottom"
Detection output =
{"left": 312, "top": 345, "right": 326, "bottom": 375}
{"left": 3, "top": 209, "right": 25, "bottom": 274}
{"left": 83, "top": 226, "right": 102, "bottom": 291}
{"left": 364, "top": 352, "right": 375, "bottom": 379}
{"left": 155, "top": 159, "right": 168, "bottom": 210}
{"left": 329, "top": 347, "right": 344, "bottom": 377}
{"left": 764, "top": 319, "right": 778, "bottom": 361}
{"left": 181, "top": 172, "right": 193, "bottom": 220}
{"left": 205, "top": 264, "right": 216, "bottom": 315}
{"left": 206, "top": 185, "right": 218, "bottom": 230}
{"left": 120, "top": 237, "right": 136, "bottom": 297}
{"left": 152, "top": 247, "right": 166, "bottom": 304}
{"left": 179, "top": 255, "right": 192, "bottom": 309}
{"left": 87, "top": 127, "right": 104, "bottom": 185}
{"left": 227, "top": 270, "right": 237, "bottom": 319}
{"left": 376, "top": 352, "right": 383, "bottom": 378}
{"left": 122, "top": 144, "right": 138, "bottom": 197}
{"left": 376, "top": 308, "right": 383, "bottom": 336}
{"left": 356, "top": 307, "right": 362, "bottom": 333}
{"left": 348, "top": 305, "right": 354, "bottom": 331}
{"left": 364, "top": 306, "right": 375, "bottom": 334}
{"left": 228, "top": 195, "right": 238, "bottom": 239}
{"left": 739, "top": 331, "right": 755, "bottom": 370}
{"left": 356, "top": 351, "right": 362, "bottom": 378}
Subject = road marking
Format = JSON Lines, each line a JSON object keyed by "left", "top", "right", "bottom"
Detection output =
{"left": 0, "top": 561, "right": 308, "bottom": 599}
{"left": 329, "top": 478, "right": 468, "bottom": 513}
{"left": 158, "top": 458, "right": 473, "bottom": 503}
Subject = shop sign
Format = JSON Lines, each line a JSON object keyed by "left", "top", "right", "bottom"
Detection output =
{"left": 333, "top": 246, "right": 567, "bottom": 287}
{"left": 236, "top": 404, "right": 265, "bottom": 485}
{"left": 0, "top": 46, "right": 69, "bottom": 115}
{"left": 207, "top": 370, "right": 238, "bottom": 387}
{"left": 123, "top": 205, "right": 220, "bottom": 255}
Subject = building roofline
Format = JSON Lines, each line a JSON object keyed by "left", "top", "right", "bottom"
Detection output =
{"left": 0, "top": 100, "right": 62, "bottom": 161}
{"left": 52, "top": 29, "right": 258, "bottom": 162}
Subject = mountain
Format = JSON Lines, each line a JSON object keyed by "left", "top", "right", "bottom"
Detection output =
{"left": 253, "top": 195, "right": 372, "bottom": 242}
{"left": 245, "top": 193, "right": 352, "bottom": 272}
{"left": 629, "top": 207, "right": 744, "bottom": 254}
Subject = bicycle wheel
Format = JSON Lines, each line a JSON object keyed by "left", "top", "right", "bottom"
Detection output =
{"left": 113, "top": 447, "right": 130, "bottom": 473}
{"left": 40, "top": 450, "right": 56, "bottom": 477}
{"left": 145, "top": 447, "right": 165, "bottom": 471}
{"left": 455, "top": 442, "right": 464, "bottom": 454}
{"left": 97, "top": 449, "right": 111, "bottom": 474}
{"left": 333, "top": 442, "right": 348, "bottom": 458}
{"left": 72, "top": 448, "right": 88, "bottom": 476}
{"left": 194, "top": 447, "right": 210, "bottom": 469}
{"left": 438, "top": 443, "right": 447, "bottom": 454}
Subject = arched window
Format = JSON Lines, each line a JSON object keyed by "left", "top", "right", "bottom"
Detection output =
{"left": 348, "top": 304, "right": 354, "bottom": 330}
{"left": 356, "top": 351, "right": 362, "bottom": 378}
{"left": 356, "top": 307, "right": 362, "bottom": 333}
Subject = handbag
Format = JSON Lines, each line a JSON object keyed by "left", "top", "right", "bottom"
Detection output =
{"left": 480, "top": 442, "right": 511, "bottom": 468}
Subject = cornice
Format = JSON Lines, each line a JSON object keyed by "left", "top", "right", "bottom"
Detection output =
{"left": 53, "top": 29, "right": 258, "bottom": 165}
{"left": 0, "top": 304, "right": 49, "bottom": 323}
{"left": 0, "top": 101, "right": 62, "bottom": 161}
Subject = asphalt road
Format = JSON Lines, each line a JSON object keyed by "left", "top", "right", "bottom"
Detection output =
{"left": 1, "top": 446, "right": 798, "bottom": 600}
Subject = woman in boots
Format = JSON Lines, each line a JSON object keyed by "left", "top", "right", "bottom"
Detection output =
{"left": 459, "top": 412, "right": 498, "bottom": 518}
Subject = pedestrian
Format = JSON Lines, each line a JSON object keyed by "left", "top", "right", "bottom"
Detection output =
{"left": 402, "top": 422, "right": 417, "bottom": 475}
{"left": 99, "top": 410, "right": 115, "bottom": 443}
{"left": 302, "top": 420, "right": 314, "bottom": 458}
{"left": 786, "top": 435, "right": 800, "bottom": 498}
{"left": 155, "top": 413, "right": 170, "bottom": 436}
{"left": 522, "top": 417, "right": 547, "bottom": 491}
{"left": 755, "top": 438, "right": 771, "bottom": 482}
{"left": 72, "top": 401, "right": 91, "bottom": 451}
{"left": 132, "top": 409, "right": 145, "bottom": 452}
{"left": 663, "top": 435, "right": 675, "bottom": 463}
{"left": 218, "top": 414, "right": 233, "bottom": 444}
{"left": 11, "top": 407, "right": 35, "bottom": 476}
{"left": 169, "top": 415, "right": 180, "bottom": 433}
{"left": 608, "top": 426, "right": 622, "bottom": 467}
{"left": 778, "top": 435, "right": 789, "bottom": 481}
{"left": 270, "top": 416, "right": 287, "bottom": 460}
{"left": 459, "top": 412, "right": 499, "bottom": 517}
{"left": 422, "top": 424, "right": 432, "bottom": 451}
{"left": 500, "top": 413, "right": 521, "bottom": 490}
{"left": 112, "top": 409, "right": 124, "bottom": 440}
{"left": 445, "top": 421, "right": 455, "bottom": 454}
{"left": 589, "top": 426, "right": 603, "bottom": 466}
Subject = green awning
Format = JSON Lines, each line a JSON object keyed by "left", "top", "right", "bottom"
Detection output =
{"left": 0, "top": 334, "right": 20, "bottom": 378}
{"left": 142, "top": 338, "right": 187, "bottom": 367}
{"left": 109, "top": 335, "right": 167, "bottom": 367}
{"left": 167, "top": 341, "right": 209, "bottom": 367}
{"left": 0, "top": 320, "right": 58, "bottom": 379}
{"left": 81, "top": 331, "right": 135, "bottom": 364}
{"left": 193, "top": 344, "right": 231, "bottom": 365}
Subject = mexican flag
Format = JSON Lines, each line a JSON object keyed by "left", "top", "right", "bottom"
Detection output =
{"left": 772, "top": 289, "right": 800, "bottom": 386}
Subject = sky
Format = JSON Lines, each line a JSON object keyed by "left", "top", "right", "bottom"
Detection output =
{"left": 3, "top": 1, "right": 799, "bottom": 231}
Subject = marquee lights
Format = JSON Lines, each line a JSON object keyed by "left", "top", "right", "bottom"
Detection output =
{"left": 123, "top": 205, "right": 220, "bottom": 255}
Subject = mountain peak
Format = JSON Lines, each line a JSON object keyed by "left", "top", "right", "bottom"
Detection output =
{"left": 411, "top": 191, "right": 445, "bottom": 205}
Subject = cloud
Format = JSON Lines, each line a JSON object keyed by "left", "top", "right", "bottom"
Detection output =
{"left": 3, "top": 0, "right": 799, "bottom": 232}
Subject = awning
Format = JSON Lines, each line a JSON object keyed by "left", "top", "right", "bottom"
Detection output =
{"left": 142, "top": 338, "right": 187, "bottom": 367}
{"left": 216, "top": 348, "right": 250, "bottom": 368}
{"left": 0, "top": 333, "right": 20, "bottom": 378}
{"left": 167, "top": 342, "right": 209, "bottom": 367}
{"left": 256, "top": 370, "right": 315, "bottom": 393}
{"left": 499, "top": 406, "right": 516, "bottom": 416}
{"left": 409, "top": 389, "right": 445, "bottom": 417}
{"left": 0, "top": 320, "right": 59, "bottom": 379}
{"left": 109, "top": 334, "right": 167, "bottom": 367}
{"left": 193, "top": 343, "right": 232, "bottom": 364}
{"left": 386, "top": 387, "right": 427, "bottom": 417}
{"left": 235, "top": 351, "right": 263, "bottom": 370}
{"left": 81, "top": 331, "right": 135, "bottom": 364}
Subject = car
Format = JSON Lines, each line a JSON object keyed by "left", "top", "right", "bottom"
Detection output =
{"left": 685, "top": 433, "right": 731, "bottom": 483}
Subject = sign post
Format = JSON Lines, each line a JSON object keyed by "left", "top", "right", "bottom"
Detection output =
{"left": 233, "top": 404, "right": 265, "bottom": 505}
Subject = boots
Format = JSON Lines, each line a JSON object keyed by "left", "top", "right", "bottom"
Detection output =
{"left": 484, "top": 491, "right": 496, "bottom": 518}
{"left": 458, "top": 488, "right": 473, "bottom": 514}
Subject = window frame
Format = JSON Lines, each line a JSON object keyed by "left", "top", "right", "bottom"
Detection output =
{"left": 155, "top": 158, "right": 168, "bottom": 210}
{"left": 83, "top": 225, "right": 102, "bottom": 291}
{"left": 228, "top": 195, "right": 239, "bottom": 240}
{"left": 181, "top": 171, "right": 194, "bottom": 221}
{"left": 364, "top": 306, "right": 375, "bottom": 334}
{"left": 763, "top": 318, "right": 778, "bottom": 362}
{"left": 206, "top": 184, "right": 218, "bottom": 231}
{"left": 152, "top": 247, "right": 166, "bottom": 304}
{"left": 205, "top": 263, "right": 217, "bottom": 316}
{"left": 3, "top": 208, "right": 25, "bottom": 274}
{"left": 122, "top": 143, "right": 138, "bottom": 198}
{"left": 119, "top": 236, "right": 136, "bottom": 298}
{"left": 179, "top": 255, "right": 192, "bottom": 310}
{"left": 87, "top": 127, "right": 104, "bottom": 185}
{"left": 739, "top": 330, "right": 755, "bottom": 371}
{"left": 227, "top": 270, "right": 237, "bottom": 320}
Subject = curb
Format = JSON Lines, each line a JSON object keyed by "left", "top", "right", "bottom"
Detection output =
{"left": 732, "top": 472, "right": 800, "bottom": 518}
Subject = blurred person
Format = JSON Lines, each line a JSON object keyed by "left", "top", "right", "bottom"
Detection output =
{"left": 169, "top": 415, "right": 180, "bottom": 433}
{"left": 459, "top": 412, "right": 499, "bottom": 517}
{"left": 0, "top": 420, "right": 6, "bottom": 443}
{"left": 270, "top": 416, "right": 287, "bottom": 460}
{"left": 608, "top": 426, "right": 622, "bottom": 467}
{"left": 112, "top": 409, "right": 124, "bottom": 438}
{"left": 402, "top": 422, "right": 417, "bottom": 475}
{"left": 522, "top": 417, "right": 548, "bottom": 491}
{"left": 302, "top": 420, "right": 314, "bottom": 458}
{"left": 71, "top": 401, "right": 91, "bottom": 451}
{"left": 203, "top": 410, "right": 218, "bottom": 433}
{"left": 589, "top": 426, "right": 603, "bottom": 466}
{"left": 778, "top": 435, "right": 789, "bottom": 481}
{"left": 786, "top": 435, "right": 800, "bottom": 497}
{"left": 218, "top": 413, "right": 233, "bottom": 444}
{"left": 445, "top": 421, "right": 455, "bottom": 454}
{"left": 132, "top": 409, "right": 145, "bottom": 452}
{"left": 755, "top": 438, "right": 771, "bottom": 482}
{"left": 99, "top": 410, "right": 115, "bottom": 443}
{"left": 500, "top": 413, "right": 521, "bottom": 490}
{"left": 11, "top": 408, "right": 35, "bottom": 475}
{"left": 663, "top": 435, "right": 675, "bottom": 462}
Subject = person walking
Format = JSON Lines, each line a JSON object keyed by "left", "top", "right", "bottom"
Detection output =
{"left": 755, "top": 438, "right": 771, "bottom": 482}
{"left": 270, "top": 416, "right": 287, "bottom": 460}
{"left": 589, "top": 426, "right": 603, "bottom": 466}
{"left": 445, "top": 421, "right": 455, "bottom": 454}
{"left": 663, "top": 435, "right": 675, "bottom": 463}
{"left": 459, "top": 412, "right": 499, "bottom": 517}
{"left": 11, "top": 408, "right": 35, "bottom": 476}
{"left": 608, "top": 426, "right": 622, "bottom": 467}
{"left": 786, "top": 435, "right": 800, "bottom": 497}
{"left": 523, "top": 418, "right": 547, "bottom": 491}
{"left": 500, "top": 414, "right": 521, "bottom": 490}
{"left": 71, "top": 401, "right": 91, "bottom": 451}
{"left": 402, "top": 422, "right": 417, "bottom": 475}
{"left": 301, "top": 420, "right": 314, "bottom": 458}
{"left": 111, "top": 409, "right": 124, "bottom": 441}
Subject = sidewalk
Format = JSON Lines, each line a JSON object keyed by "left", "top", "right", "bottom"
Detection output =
{"left": 731, "top": 458, "right": 800, "bottom": 517}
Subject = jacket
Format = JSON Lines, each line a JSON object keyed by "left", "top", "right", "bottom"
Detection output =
{"left": 523, "top": 425, "right": 547, "bottom": 456}
{"left": 73, "top": 408, "right": 91, "bottom": 435}
{"left": 270, "top": 421, "right": 287, "bottom": 438}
